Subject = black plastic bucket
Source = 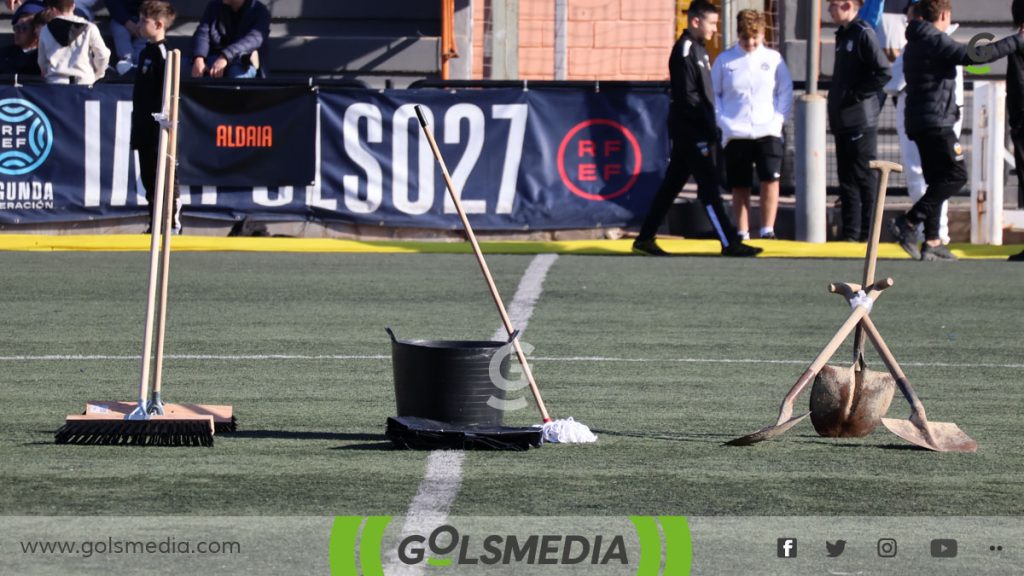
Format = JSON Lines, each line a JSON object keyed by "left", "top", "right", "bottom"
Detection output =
{"left": 387, "top": 328, "right": 512, "bottom": 427}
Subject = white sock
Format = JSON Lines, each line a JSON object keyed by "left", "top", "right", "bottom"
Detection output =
{"left": 760, "top": 227, "right": 774, "bottom": 238}
{"left": 737, "top": 230, "right": 750, "bottom": 240}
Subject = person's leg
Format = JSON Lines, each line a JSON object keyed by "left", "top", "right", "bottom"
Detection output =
{"left": 854, "top": 130, "right": 879, "bottom": 240}
{"left": 225, "top": 59, "right": 258, "bottom": 79}
{"left": 834, "top": 133, "right": 863, "bottom": 240}
{"left": 899, "top": 96, "right": 928, "bottom": 242}
{"left": 687, "top": 139, "right": 739, "bottom": 248}
{"left": 724, "top": 140, "right": 753, "bottom": 239}
{"left": 636, "top": 123, "right": 692, "bottom": 243}
{"left": 753, "top": 136, "right": 783, "bottom": 237}
{"left": 903, "top": 129, "right": 965, "bottom": 260}
{"left": 732, "top": 187, "right": 751, "bottom": 238}
{"left": 1012, "top": 128, "right": 1024, "bottom": 208}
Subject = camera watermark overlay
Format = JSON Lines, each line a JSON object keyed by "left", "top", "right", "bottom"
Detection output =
{"left": 486, "top": 339, "right": 534, "bottom": 412}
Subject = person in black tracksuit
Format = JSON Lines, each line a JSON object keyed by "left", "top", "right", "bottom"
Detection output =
{"left": 828, "top": 0, "right": 891, "bottom": 242}
{"left": 890, "top": 0, "right": 1023, "bottom": 261}
{"left": 633, "top": 0, "right": 760, "bottom": 257}
{"left": 131, "top": 1, "right": 178, "bottom": 233}
{"left": 1009, "top": 0, "right": 1024, "bottom": 261}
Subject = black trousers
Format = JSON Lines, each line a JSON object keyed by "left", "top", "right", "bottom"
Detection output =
{"left": 135, "top": 138, "right": 179, "bottom": 231}
{"left": 1012, "top": 127, "right": 1024, "bottom": 208}
{"left": 907, "top": 127, "right": 967, "bottom": 241}
{"left": 834, "top": 129, "right": 878, "bottom": 241}
{"left": 637, "top": 119, "right": 738, "bottom": 247}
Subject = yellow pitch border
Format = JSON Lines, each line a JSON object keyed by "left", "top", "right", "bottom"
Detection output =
{"left": 0, "top": 234, "right": 1021, "bottom": 259}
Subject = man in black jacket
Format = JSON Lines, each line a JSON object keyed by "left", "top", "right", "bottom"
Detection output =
{"left": 889, "top": 0, "right": 1023, "bottom": 260}
{"left": 633, "top": 0, "right": 760, "bottom": 257}
{"left": 1009, "top": 0, "right": 1024, "bottom": 261}
{"left": 190, "top": 0, "right": 269, "bottom": 78}
{"left": 827, "top": 0, "right": 891, "bottom": 242}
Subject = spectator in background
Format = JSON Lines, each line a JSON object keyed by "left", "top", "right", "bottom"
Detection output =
{"left": 712, "top": 9, "right": 793, "bottom": 241}
{"left": 132, "top": 0, "right": 178, "bottom": 233}
{"left": 889, "top": 0, "right": 1023, "bottom": 261}
{"left": 0, "top": 2, "right": 46, "bottom": 75}
{"left": 827, "top": 0, "right": 891, "bottom": 242}
{"left": 191, "top": 0, "right": 270, "bottom": 79}
{"left": 884, "top": 0, "right": 959, "bottom": 245}
{"left": 875, "top": 0, "right": 909, "bottom": 62}
{"left": 7, "top": 0, "right": 141, "bottom": 75}
{"left": 632, "top": 0, "right": 761, "bottom": 257}
{"left": 37, "top": 0, "right": 110, "bottom": 85}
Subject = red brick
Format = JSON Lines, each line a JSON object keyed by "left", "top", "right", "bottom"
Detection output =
{"left": 620, "top": 48, "right": 667, "bottom": 77}
{"left": 568, "top": 47, "right": 621, "bottom": 77}
{"left": 596, "top": 21, "right": 666, "bottom": 48}
{"left": 569, "top": 0, "right": 619, "bottom": 21}
{"left": 568, "top": 21, "right": 595, "bottom": 48}
{"left": 520, "top": 47, "right": 555, "bottom": 79}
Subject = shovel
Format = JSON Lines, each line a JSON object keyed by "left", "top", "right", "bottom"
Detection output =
{"left": 809, "top": 160, "right": 901, "bottom": 438}
{"left": 726, "top": 278, "right": 892, "bottom": 446}
{"left": 860, "top": 315, "right": 978, "bottom": 452}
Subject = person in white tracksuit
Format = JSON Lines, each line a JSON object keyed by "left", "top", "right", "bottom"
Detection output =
{"left": 884, "top": 14, "right": 962, "bottom": 245}
{"left": 711, "top": 9, "right": 794, "bottom": 240}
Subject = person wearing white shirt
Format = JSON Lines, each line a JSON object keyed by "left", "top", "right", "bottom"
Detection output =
{"left": 711, "top": 9, "right": 793, "bottom": 240}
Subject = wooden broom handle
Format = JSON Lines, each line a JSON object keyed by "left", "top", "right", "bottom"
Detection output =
{"left": 152, "top": 49, "right": 182, "bottom": 398}
{"left": 414, "top": 105, "right": 552, "bottom": 423}
{"left": 136, "top": 49, "right": 176, "bottom": 406}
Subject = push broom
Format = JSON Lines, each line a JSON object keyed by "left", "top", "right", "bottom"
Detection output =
{"left": 413, "top": 104, "right": 595, "bottom": 443}
{"left": 55, "top": 50, "right": 216, "bottom": 446}
{"left": 83, "top": 49, "right": 235, "bottom": 433}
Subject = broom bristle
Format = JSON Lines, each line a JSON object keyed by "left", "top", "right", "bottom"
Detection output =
{"left": 214, "top": 416, "right": 237, "bottom": 434}
{"left": 54, "top": 419, "right": 214, "bottom": 447}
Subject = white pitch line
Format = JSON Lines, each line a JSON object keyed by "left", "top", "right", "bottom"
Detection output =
{"left": 1, "top": 353, "right": 1022, "bottom": 370}
{"left": 384, "top": 253, "right": 559, "bottom": 576}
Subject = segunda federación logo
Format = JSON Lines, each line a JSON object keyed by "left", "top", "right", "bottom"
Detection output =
{"left": 0, "top": 98, "right": 53, "bottom": 176}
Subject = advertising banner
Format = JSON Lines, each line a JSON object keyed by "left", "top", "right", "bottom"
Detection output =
{"left": 0, "top": 84, "right": 671, "bottom": 230}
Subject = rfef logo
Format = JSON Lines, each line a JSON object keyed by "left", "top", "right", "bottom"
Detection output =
{"left": 0, "top": 98, "right": 53, "bottom": 176}
{"left": 557, "top": 119, "right": 642, "bottom": 201}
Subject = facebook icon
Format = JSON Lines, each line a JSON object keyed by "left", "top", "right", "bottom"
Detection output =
{"left": 777, "top": 538, "right": 798, "bottom": 558}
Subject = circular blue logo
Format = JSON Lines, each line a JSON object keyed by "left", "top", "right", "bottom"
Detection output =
{"left": 0, "top": 98, "right": 53, "bottom": 176}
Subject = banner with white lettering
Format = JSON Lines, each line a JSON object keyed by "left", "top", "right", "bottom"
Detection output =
{"left": 0, "top": 85, "right": 671, "bottom": 230}
{"left": 177, "top": 84, "right": 317, "bottom": 187}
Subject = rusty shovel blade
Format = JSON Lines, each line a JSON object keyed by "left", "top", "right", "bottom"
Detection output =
{"left": 725, "top": 412, "right": 811, "bottom": 446}
{"left": 810, "top": 365, "right": 895, "bottom": 438}
{"left": 880, "top": 417, "right": 978, "bottom": 453}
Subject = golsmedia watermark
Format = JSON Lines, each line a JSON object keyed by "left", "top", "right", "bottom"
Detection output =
{"left": 328, "top": 516, "right": 693, "bottom": 575}
{"left": 19, "top": 537, "right": 241, "bottom": 558}
{"left": 397, "top": 524, "right": 628, "bottom": 566}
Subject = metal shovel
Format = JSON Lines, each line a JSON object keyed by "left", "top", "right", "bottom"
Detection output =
{"left": 808, "top": 161, "right": 901, "bottom": 438}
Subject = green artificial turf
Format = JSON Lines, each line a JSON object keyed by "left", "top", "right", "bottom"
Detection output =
{"left": 0, "top": 252, "right": 1021, "bottom": 517}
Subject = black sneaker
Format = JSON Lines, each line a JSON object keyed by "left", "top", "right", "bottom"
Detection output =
{"left": 759, "top": 231, "right": 777, "bottom": 240}
{"left": 1009, "top": 250, "right": 1024, "bottom": 262}
{"left": 721, "top": 242, "right": 763, "bottom": 257}
{"left": 887, "top": 216, "right": 921, "bottom": 260}
{"left": 632, "top": 238, "right": 669, "bottom": 256}
{"left": 920, "top": 242, "right": 958, "bottom": 261}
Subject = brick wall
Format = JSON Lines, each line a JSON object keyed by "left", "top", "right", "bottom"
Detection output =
{"left": 473, "top": 0, "right": 676, "bottom": 81}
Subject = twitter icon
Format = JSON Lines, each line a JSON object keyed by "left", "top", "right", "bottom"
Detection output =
{"left": 826, "top": 540, "right": 847, "bottom": 557}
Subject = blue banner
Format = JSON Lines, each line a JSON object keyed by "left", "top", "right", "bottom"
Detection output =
{"left": 0, "top": 85, "right": 671, "bottom": 230}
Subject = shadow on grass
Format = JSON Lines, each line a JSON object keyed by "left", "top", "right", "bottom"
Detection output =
{"left": 329, "top": 442, "right": 398, "bottom": 451}
{"left": 226, "top": 430, "right": 386, "bottom": 442}
{"left": 593, "top": 429, "right": 733, "bottom": 442}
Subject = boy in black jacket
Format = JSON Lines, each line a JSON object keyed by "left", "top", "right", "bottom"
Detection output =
{"left": 633, "top": 0, "right": 760, "bottom": 257}
{"left": 827, "top": 0, "right": 891, "bottom": 242}
{"left": 889, "top": 0, "right": 1023, "bottom": 260}
{"left": 131, "top": 0, "right": 177, "bottom": 233}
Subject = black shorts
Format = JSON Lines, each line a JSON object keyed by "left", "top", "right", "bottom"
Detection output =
{"left": 724, "top": 136, "right": 784, "bottom": 189}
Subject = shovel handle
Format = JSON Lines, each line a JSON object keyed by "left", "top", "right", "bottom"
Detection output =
{"left": 855, "top": 161, "right": 902, "bottom": 368}
{"left": 858, "top": 314, "right": 929, "bottom": 422}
